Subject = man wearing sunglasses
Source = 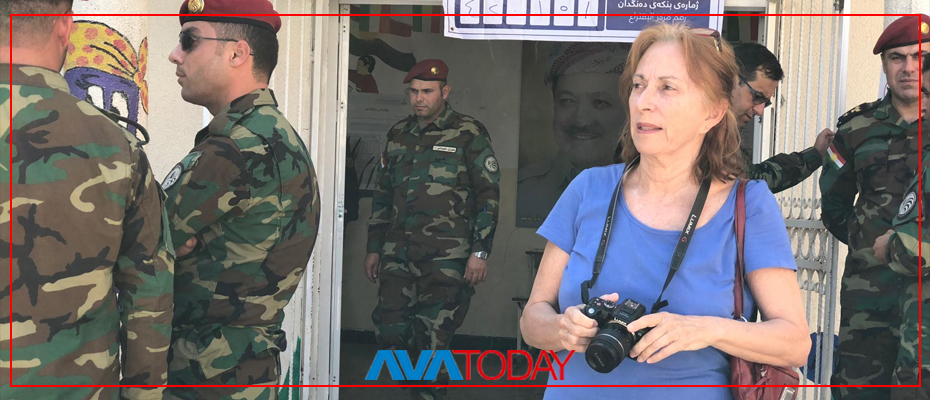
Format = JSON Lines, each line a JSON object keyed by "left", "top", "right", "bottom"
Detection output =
{"left": 732, "top": 43, "right": 836, "bottom": 194}
{"left": 0, "top": 0, "right": 174, "bottom": 398}
{"left": 822, "top": 14, "right": 930, "bottom": 400}
{"left": 163, "top": 0, "right": 321, "bottom": 398}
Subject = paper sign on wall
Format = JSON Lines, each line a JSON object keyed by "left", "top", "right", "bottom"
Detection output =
{"left": 443, "top": 0, "right": 724, "bottom": 42}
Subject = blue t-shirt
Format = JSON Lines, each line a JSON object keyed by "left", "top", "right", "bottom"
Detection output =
{"left": 537, "top": 164, "right": 796, "bottom": 399}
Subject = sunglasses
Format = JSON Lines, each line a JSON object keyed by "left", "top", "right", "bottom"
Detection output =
{"left": 691, "top": 28, "right": 722, "bottom": 53}
{"left": 178, "top": 30, "right": 241, "bottom": 52}
{"left": 739, "top": 77, "right": 774, "bottom": 108}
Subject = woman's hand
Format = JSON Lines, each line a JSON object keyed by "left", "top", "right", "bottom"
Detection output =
{"left": 559, "top": 293, "right": 620, "bottom": 352}
{"left": 626, "top": 312, "right": 721, "bottom": 364}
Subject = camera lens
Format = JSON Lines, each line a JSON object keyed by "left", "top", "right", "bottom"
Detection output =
{"left": 585, "top": 325, "right": 633, "bottom": 373}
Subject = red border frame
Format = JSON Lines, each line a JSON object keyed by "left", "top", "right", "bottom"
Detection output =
{"left": 3, "top": 11, "right": 925, "bottom": 390}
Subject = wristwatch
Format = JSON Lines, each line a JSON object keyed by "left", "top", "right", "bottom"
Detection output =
{"left": 473, "top": 251, "right": 489, "bottom": 260}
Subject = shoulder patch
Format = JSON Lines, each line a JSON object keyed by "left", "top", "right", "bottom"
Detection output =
{"left": 484, "top": 155, "right": 499, "bottom": 174}
{"left": 898, "top": 191, "right": 918, "bottom": 219}
{"left": 836, "top": 99, "right": 880, "bottom": 127}
{"left": 162, "top": 163, "right": 184, "bottom": 190}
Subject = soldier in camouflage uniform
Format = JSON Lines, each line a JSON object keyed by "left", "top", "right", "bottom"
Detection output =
{"left": 732, "top": 43, "right": 835, "bottom": 193}
{"left": 162, "top": 1, "right": 321, "bottom": 399}
{"left": 364, "top": 59, "right": 501, "bottom": 400}
{"left": 871, "top": 55, "right": 930, "bottom": 400}
{"left": 0, "top": 1, "right": 174, "bottom": 399}
{"left": 823, "top": 14, "right": 930, "bottom": 400}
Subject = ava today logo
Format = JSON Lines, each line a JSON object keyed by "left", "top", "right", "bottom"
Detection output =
{"left": 365, "top": 350, "right": 575, "bottom": 381}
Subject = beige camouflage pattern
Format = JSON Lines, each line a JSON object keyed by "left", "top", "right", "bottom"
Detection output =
{"left": 163, "top": 89, "right": 320, "bottom": 398}
{"left": 0, "top": 64, "right": 174, "bottom": 400}
{"left": 366, "top": 103, "right": 500, "bottom": 261}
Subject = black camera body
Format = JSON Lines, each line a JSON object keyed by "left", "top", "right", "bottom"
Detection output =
{"left": 582, "top": 297, "right": 651, "bottom": 373}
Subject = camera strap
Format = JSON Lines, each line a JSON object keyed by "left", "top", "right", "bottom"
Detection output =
{"left": 581, "top": 161, "right": 712, "bottom": 315}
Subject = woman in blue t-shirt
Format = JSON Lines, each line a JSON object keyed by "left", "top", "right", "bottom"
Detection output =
{"left": 520, "top": 23, "right": 811, "bottom": 399}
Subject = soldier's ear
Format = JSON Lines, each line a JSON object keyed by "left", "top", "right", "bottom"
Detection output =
{"left": 442, "top": 84, "right": 451, "bottom": 99}
{"left": 56, "top": 12, "right": 74, "bottom": 50}
{"left": 230, "top": 40, "right": 251, "bottom": 68}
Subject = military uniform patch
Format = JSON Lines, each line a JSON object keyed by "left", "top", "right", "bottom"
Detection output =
{"left": 899, "top": 191, "right": 917, "bottom": 218}
{"left": 162, "top": 163, "right": 183, "bottom": 190}
{"left": 484, "top": 155, "right": 499, "bottom": 173}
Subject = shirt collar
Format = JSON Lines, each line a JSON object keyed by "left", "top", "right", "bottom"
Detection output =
{"left": 200, "top": 88, "right": 278, "bottom": 140}
{"left": 406, "top": 102, "right": 455, "bottom": 133}
{"left": 875, "top": 91, "right": 919, "bottom": 127}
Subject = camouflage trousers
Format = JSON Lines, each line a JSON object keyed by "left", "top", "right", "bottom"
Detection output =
{"left": 165, "top": 353, "right": 280, "bottom": 400}
{"left": 890, "top": 280, "right": 930, "bottom": 400}
{"left": 371, "top": 257, "right": 474, "bottom": 400}
{"left": 832, "top": 264, "right": 929, "bottom": 400}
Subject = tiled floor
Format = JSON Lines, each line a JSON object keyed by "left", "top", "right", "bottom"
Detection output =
{"left": 338, "top": 342, "right": 549, "bottom": 400}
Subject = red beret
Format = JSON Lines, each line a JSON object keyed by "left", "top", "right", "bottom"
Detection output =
{"left": 179, "top": 0, "right": 282, "bottom": 33}
{"left": 873, "top": 14, "right": 930, "bottom": 55}
{"left": 403, "top": 59, "right": 449, "bottom": 84}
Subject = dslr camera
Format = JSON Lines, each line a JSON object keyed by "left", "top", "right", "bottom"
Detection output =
{"left": 582, "top": 297, "right": 651, "bottom": 373}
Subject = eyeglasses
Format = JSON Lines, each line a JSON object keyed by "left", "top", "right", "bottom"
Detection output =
{"left": 691, "top": 28, "right": 722, "bottom": 53}
{"left": 179, "top": 30, "right": 244, "bottom": 53}
{"left": 739, "top": 77, "right": 773, "bottom": 108}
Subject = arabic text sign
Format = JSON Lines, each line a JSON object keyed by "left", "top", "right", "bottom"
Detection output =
{"left": 444, "top": 0, "right": 723, "bottom": 42}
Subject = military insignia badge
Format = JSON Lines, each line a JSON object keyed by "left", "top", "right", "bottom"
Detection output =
{"left": 431, "top": 67, "right": 438, "bottom": 75}
{"left": 188, "top": 0, "right": 205, "bottom": 14}
{"left": 162, "top": 163, "right": 184, "bottom": 190}
{"left": 899, "top": 191, "right": 918, "bottom": 218}
{"left": 484, "top": 155, "right": 499, "bottom": 173}
{"left": 922, "top": 22, "right": 929, "bottom": 34}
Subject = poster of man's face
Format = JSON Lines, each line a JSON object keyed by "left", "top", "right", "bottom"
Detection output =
{"left": 517, "top": 42, "right": 631, "bottom": 228}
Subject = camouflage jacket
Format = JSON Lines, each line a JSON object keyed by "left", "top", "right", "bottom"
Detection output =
{"left": 367, "top": 103, "right": 500, "bottom": 261}
{"left": 886, "top": 148, "right": 929, "bottom": 276}
{"left": 820, "top": 94, "right": 923, "bottom": 254}
{"left": 163, "top": 89, "right": 320, "bottom": 383}
{"left": 748, "top": 147, "right": 822, "bottom": 194}
{"left": 0, "top": 64, "right": 174, "bottom": 400}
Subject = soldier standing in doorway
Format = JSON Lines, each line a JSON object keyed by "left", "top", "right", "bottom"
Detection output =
{"left": 364, "top": 59, "right": 501, "bottom": 400}
{"left": 824, "top": 14, "right": 930, "bottom": 400}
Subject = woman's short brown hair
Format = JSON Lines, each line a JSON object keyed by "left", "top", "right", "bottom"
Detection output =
{"left": 618, "top": 22, "right": 745, "bottom": 183}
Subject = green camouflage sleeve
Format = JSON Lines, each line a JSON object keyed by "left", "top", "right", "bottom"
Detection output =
{"left": 116, "top": 148, "right": 175, "bottom": 398}
{"left": 466, "top": 125, "right": 501, "bottom": 254}
{"left": 163, "top": 136, "right": 248, "bottom": 251}
{"left": 367, "top": 139, "right": 394, "bottom": 254}
{"left": 886, "top": 223, "right": 927, "bottom": 276}
{"left": 747, "top": 147, "right": 822, "bottom": 194}
{"left": 819, "top": 130, "right": 856, "bottom": 244}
